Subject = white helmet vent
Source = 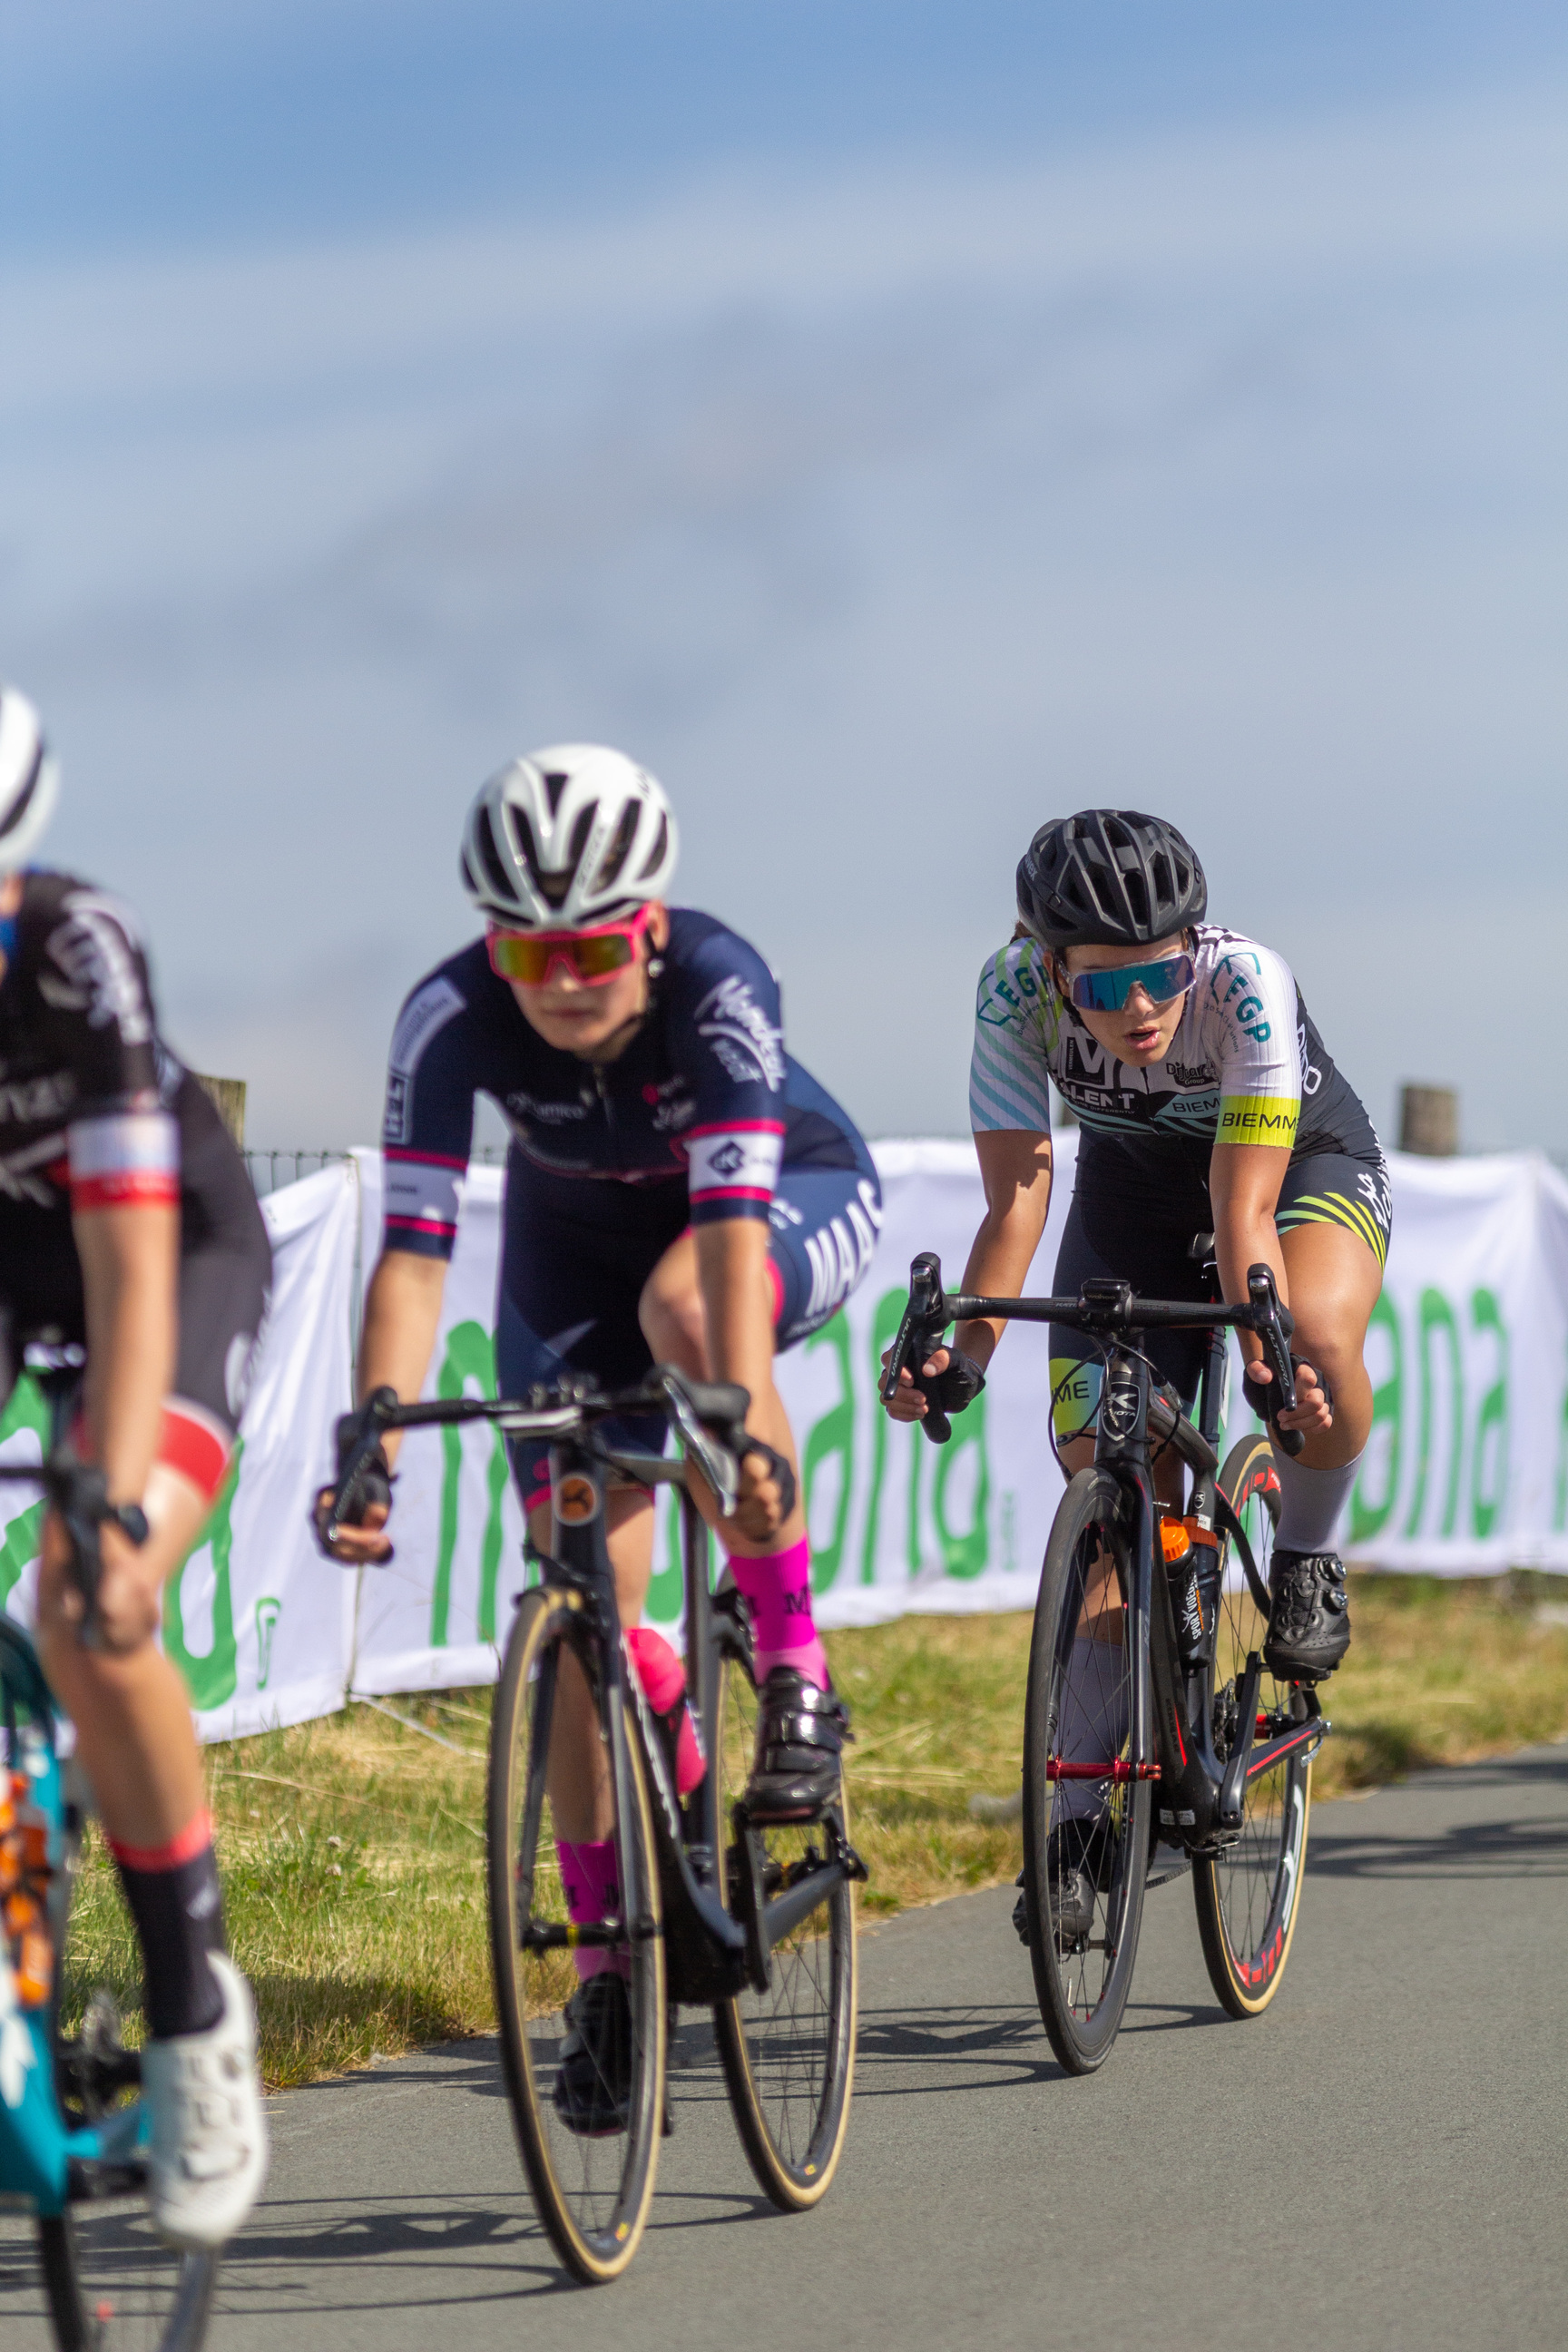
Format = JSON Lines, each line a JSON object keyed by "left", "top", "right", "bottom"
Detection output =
{"left": 461, "top": 743, "right": 678, "bottom": 930}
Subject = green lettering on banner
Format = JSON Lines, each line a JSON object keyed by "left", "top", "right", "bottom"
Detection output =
{"left": 933, "top": 1387, "right": 990, "bottom": 1579}
{"left": 646, "top": 1484, "right": 684, "bottom": 1624}
{"left": 1405, "top": 1289, "right": 1463, "bottom": 1539}
{"left": 0, "top": 1376, "right": 49, "bottom": 1611}
{"left": 1469, "top": 1289, "right": 1508, "bottom": 1538}
{"left": 1349, "top": 1292, "right": 1403, "bottom": 1543}
{"left": 432, "top": 1320, "right": 510, "bottom": 1646}
{"left": 860, "top": 1289, "right": 908, "bottom": 1584}
{"left": 163, "top": 1444, "right": 241, "bottom": 1712}
{"left": 803, "top": 1312, "right": 854, "bottom": 1596}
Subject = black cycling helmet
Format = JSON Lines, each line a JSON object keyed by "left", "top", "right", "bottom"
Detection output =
{"left": 1015, "top": 809, "right": 1206, "bottom": 950}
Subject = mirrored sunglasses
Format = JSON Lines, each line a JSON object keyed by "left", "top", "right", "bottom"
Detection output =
{"left": 1067, "top": 953, "right": 1195, "bottom": 1014}
{"left": 487, "top": 905, "right": 653, "bottom": 987}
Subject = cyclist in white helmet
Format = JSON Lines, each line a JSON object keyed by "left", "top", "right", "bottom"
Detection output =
{"left": 318, "top": 743, "right": 881, "bottom": 2133}
{"left": 0, "top": 685, "right": 271, "bottom": 2247}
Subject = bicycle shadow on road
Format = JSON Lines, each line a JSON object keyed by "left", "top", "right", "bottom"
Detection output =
{"left": 1309, "top": 1749, "right": 1568, "bottom": 1882}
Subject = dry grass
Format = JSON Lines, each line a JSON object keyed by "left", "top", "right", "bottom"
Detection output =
{"left": 61, "top": 1574, "right": 1568, "bottom": 2086}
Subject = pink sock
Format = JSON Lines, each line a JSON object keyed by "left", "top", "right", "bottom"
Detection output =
{"left": 730, "top": 1536, "right": 828, "bottom": 1687}
{"left": 555, "top": 1837, "right": 629, "bottom": 1983}
{"left": 626, "top": 1628, "right": 705, "bottom": 1796}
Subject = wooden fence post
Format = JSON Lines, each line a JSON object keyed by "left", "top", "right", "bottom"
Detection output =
{"left": 1398, "top": 1083, "right": 1457, "bottom": 1158}
{"left": 193, "top": 1075, "right": 247, "bottom": 1149}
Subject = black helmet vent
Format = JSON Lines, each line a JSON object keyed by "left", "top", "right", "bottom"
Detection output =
{"left": 1015, "top": 808, "right": 1207, "bottom": 950}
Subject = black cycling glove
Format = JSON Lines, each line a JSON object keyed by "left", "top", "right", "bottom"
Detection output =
{"left": 924, "top": 1348, "right": 987, "bottom": 1416}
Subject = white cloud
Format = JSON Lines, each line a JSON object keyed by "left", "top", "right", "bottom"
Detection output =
{"left": 0, "top": 82, "right": 1563, "bottom": 1148}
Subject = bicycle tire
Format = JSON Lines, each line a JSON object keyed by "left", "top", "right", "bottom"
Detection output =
{"left": 1022, "top": 1466, "right": 1152, "bottom": 2074}
{"left": 36, "top": 2212, "right": 216, "bottom": 2352}
{"left": 710, "top": 1620, "right": 858, "bottom": 2210}
{"left": 1192, "top": 1434, "right": 1312, "bottom": 2018}
{"left": 486, "top": 1587, "right": 667, "bottom": 2284}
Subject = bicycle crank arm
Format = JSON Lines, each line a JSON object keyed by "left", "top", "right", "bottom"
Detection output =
{"left": 1046, "top": 1758, "right": 1161, "bottom": 1782}
{"left": 1243, "top": 1715, "right": 1331, "bottom": 1784}
{"left": 762, "top": 1859, "right": 853, "bottom": 1953}
{"left": 1218, "top": 1653, "right": 1263, "bottom": 1828}
{"left": 519, "top": 1916, "right": 662, "bottom": 1954}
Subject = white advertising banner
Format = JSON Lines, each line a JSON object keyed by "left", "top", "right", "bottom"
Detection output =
{"left": 5, "top": 1137, "right": 1567, "bottom": 1736}
{"left": 0, "top": 1161, "right": 358, "bottom": 1741}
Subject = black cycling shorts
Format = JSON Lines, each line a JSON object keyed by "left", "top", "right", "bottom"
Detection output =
{"left": 495, "top": 1147, "right": 882, "bottom": 1508}
{"left": 1048, "top": 1148, "right": 1391, "bottom": 1442}
{"left": 0, "top": 1077, "right": 272, "bottom": 1494}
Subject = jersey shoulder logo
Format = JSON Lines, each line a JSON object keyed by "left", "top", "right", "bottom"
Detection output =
{"left": 694, "top": 975, "right": 785, "bottom": 1092}
{"left": 41, "top": 891, "right": 152, "bottom": 1045}
{"left": 389, "top": 975, "right": 466, "bottom": 1078}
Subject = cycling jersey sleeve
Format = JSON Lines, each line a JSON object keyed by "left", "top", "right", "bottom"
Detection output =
{"left": 1202, "top": 938, "right": 1303, "bottom": 1151}
{"left": 378, "top": 958, "right": 484, "bottom": 1259}
{"left": 665, "top": 931, "right": 788, "bottom": 1225}
{"left": 969, "top": 938, "right": 1057, "bottom": 1133}
{"left": 45, "top": 887, "right": 180, "bottom": 1213}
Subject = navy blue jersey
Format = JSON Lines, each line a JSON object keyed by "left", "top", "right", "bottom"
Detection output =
{"left": 379, "top": 909, "right": 868, "bottom": 1259}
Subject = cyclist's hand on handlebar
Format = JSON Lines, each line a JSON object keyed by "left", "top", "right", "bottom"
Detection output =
{"left": 312, "top": 1416, "right": 396, "bottom": 1563}
{"left": 878, "top": 1342, "right": 986, "bottom": 1425}
{"left": 1243, "top": 1355, "right": 1333, "bottom": 1440}
{"left": 314, "top": 1485, "right": 394, "bottom": 1563}
{"left": 729, "top": 1441, "right": 789, "bottom": 1544}
{"left": 40, "top": 1511, "right": 160, "bottom": 1655}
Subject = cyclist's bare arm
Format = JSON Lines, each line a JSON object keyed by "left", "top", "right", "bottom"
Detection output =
{"left": 692, "top": 1215, "right": 802, "bottom": 1548}
{"left": 319, "top": 1248, "right": 448, "bottom": 1561}
{"left": 1209, "top": 1139, "right": 1330, "bottom": 1437}
{"left": 75, "top": 1199, "right": 178, "bottom": 1504}
{"left": 882, "top": 1126, "right": 1053, "bottom": 1424}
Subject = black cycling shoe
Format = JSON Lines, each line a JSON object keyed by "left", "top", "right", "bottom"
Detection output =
{"left": 1264, "top": 1547, "right": 1352, "bottom": 1681}
{"left": 552, "top": 1973, "right": 632, "bottom": 2138}
{"left": 1013, "top": 1818, "right": 1112, "bottom": 1948}
{"left": 744, "top": 1668, "right": 850, "bottom": 1824}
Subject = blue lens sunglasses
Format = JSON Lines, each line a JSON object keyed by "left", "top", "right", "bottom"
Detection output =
{"left": 1065, "top": 952, "right": 1194, "bottom": 1014}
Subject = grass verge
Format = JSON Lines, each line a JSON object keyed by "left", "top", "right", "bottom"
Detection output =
{"left": 62, "top": 1574, "right": 1568, "bottom": 2086}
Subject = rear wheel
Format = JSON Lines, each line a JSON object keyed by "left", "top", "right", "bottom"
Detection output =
{"left": 711, "top": 1605, "right": 858, "bottom": 2210}
{"left": 486, "top": 1588, "right": 667, "bottom": 2283}
{"left": 1193, "top": 1435, "right": 1313, "bottom": 2017}
{"left": 1022, "top": 1468, "right": 1151, "bottom": 2074}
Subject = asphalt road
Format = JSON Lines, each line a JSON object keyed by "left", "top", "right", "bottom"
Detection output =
{"left": 5, "top": 1744, "right": 1566, "bottom": 2349}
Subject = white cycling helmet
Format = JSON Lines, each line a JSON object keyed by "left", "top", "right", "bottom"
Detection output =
{"left": 461, "top": 742, "right": 678, "bottom": 930}
{"left": 0, "top": 685, "right": 60, "bottom": 872}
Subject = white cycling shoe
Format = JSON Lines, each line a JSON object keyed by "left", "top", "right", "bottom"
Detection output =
{"left": 142, "top": 1951, "right": 270, "bottom": 2250}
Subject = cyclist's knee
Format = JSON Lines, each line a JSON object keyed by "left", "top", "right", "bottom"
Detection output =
{"left": 639, "top": 1254, "right": 708, "bottom": 1371}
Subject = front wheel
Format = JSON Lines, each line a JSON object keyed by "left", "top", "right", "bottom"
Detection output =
{"left": 1192, "top": 1434, "right": 1313, "bottom": 2017}
{"left": 486, "top": 1587, "right": 667, "bottom": 2284}
{"left": 37, "top": 2210, "right": 216, "bottom": 2352}
{"left": 1022, "top": 1467, "right": 1151, "bottom": 2075}
{"left": 710, "top": 1609, "right": 858, "bottom": 2210}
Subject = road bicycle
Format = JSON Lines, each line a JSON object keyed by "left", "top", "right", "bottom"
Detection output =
{"left": 326, "top": 1366, "right": 863, "bottom": 2284}
{"left": 882, "top": 1242, "right": 1332, "bottom": 2074}
{"left": 0, "top": 1367, "right": 218, "bottom": 2351}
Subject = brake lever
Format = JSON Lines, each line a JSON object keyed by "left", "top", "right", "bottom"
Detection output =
{"left": 1245, "top": 1265, "right": 1304, "bottom": 1459}
{"left": 657, "top": 1372, "right": 741, "bottom": 1517}
{"left": 879, "top": 1252, "right": 955, "bottom": 1445}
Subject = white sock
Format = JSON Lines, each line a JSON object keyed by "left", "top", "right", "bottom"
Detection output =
{"left": 1271, "top": 1448, "right": 1364, "bottom": 1553}
{"left": 1054, "top": 1635, "right": 1131, "bottom": 1825}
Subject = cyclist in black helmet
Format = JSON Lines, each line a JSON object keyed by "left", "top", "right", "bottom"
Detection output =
{"left": 886, "top": 808, "right": 1387, "bottom": 1699}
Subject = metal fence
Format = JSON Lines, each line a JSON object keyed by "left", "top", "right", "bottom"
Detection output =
{"left": 242, "top": 1146, "right": 507, "bottom": 1200}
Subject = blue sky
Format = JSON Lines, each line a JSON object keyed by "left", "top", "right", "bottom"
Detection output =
{"left": 1, "top": 4, "right": 1564, "bottom": 1149}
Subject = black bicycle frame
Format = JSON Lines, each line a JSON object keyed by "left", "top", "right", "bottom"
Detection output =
{"left": 882, "top": 1255, "right": 1328, "bottom": 1857}
{"left": 327, "top": 1369, "right": 860, "bottom": 2005}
